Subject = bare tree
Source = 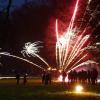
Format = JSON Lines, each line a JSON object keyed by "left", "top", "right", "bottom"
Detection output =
{"left": 6, "top": 0, "right": 13, "bottom": 20}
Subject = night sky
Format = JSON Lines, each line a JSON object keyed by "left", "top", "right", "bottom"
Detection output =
{"left": 0, "top": 0, "right": 100, "bottom": 75}
{"left": 0, "top": 0, "right": 53, "bottom": 11}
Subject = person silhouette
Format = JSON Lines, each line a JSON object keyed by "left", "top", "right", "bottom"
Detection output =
{"left": 23, "top": 74, "right": 27, "bottom": 85}
{"left": 42, "top": 71, "right": 46, "bottom": 84}
{"left": 16, "top": 73, "right": 20, "bottom": 85}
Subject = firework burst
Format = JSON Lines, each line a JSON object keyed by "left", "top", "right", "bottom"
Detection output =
{"left": 21, "top": 41, "right": 50, "bottom": 69}
{"left": 55, "top": 0, "right": 98, "bottom": 72}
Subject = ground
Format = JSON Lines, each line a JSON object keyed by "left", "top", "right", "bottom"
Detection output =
{"left": 0, "top": 78, "right": 100, "bottom": 100}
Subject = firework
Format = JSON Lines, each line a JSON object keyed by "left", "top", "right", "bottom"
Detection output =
{"left": 21, "top": 41, "right": 50, "bottom": 68}
{"left": 88, "top": 0, "right": 92, "bottom": 4}
{"left": 0, "top": 52, "right": 45, "bottom": 70}
{"left": 55, "top": 0, "right": 97, "bottom": 72}
{"left": 67, "top": 60, "right": 98, "bottom": 73}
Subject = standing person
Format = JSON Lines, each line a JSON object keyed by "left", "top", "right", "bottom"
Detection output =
{"left": 91, "top": 68, "right": 98, "bottom": 85}
{"left": 68, "top": 71, "right": 72, "bottom": 84}
{"left": 42, "top": 71, "right": 46, "bottom": 84}
{"left": 72, "top": 70, "right": 77, "bottom": 83}
{"left": 16, "top": 73, "right": 20, "bottom": 85}
{"left": 44, "top": 72, "right": 48, "bottom": 85}
{"left": 87, "top": 70, "right": 92, "bottom": 84}
{"left": 23, "top": 74, "right": 27, "bottom": 85}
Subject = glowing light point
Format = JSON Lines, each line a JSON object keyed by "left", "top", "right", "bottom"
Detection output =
{"left": 58, "top": 69, "right": 62, "bottom": 73}
{"left": 96, "top": 42, "right": 100, "bottom": 45}
{"left": 47, "top": 67, "right": 51, "bottom": 71}
{"left": 58, "top": 75, "right": 68, "bottom": 82}
{"left": 58, "top": 75, "right": 63, "bottom": 82}
{"left": 75, "top": 85, "right": 83, "bottom": 93}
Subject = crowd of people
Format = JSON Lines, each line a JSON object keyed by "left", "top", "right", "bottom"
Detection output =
{"left": 67, "top": 68, "right": 98, "bottom": 85}
{"left": 15, "top": 68, "right": 98, "bottom": 86}
{"left": 41, "top": 68, "right": 98, "bottom": 85}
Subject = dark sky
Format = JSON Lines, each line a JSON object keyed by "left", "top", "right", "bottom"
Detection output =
{"left": 0, "top": 0, "right": 52, "bottom": 11}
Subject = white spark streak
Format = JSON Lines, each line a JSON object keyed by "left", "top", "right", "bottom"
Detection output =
{"left": 21, "top": 41, "right": 50, "bottom": 68}
{"left": 0, "top": 52, "right": 45, "bottom": 70}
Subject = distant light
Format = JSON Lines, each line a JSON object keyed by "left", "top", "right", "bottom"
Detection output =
{"left": 97, "top": 79, "right": 100, "bottom": 82}
{"left": 47, "top": 67, "right": 51, "bottom": 70}
{"left": 51, "top": 68, "right": 57, "bottom": 71}
{"left": 58, "top": 69, "right": 62, "bottom": 73}
{"left": 75, "top": 85, "right": 83, "bottom": 93}
{"left": 58, "top": 75, "right": 62, "bottom": 82}
{"left": 96, "top": 43, "right": 100, "bottom": 45}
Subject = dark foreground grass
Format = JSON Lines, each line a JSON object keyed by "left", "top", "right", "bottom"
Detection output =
{"left": 0, "top": 79, "right": 100, "bottom": 100}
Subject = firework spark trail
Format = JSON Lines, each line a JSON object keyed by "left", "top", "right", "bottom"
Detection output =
{"left": 32, "top": 53, "right": 50, "bottom": 68}
{"left": 56, "top": 20, "right": 61, "bottom": 67}
{"left": 56, "top": 44, "right": 58, "bottom": 66}
{"left": 68, "top": 0, "right": 80, "bottom": 31}
{"left": 80, "top": 42, "right": 91, "bottom": 52}
{"left": 66, "top": 35, "right": 90, "bottom": 67}
{"left": 62, "top": 0, "right": 80, "bottom": 66}
{"left": 65, "top": 44, "right": 87, "bottom": 70}
{"left": 56, "top": 19, "right": 59, "bottom": 42}
{"left": 62, "top": 28, "right": 79, "bottom": 66}
{"left": 0, "top": 52, "right": 45, "bottom": 70}
{"left": 56, "top": 20, "right": 67, "bottom": 68}
{"left": 67, "top": 60, "right": 98, "bottom": 73}
{"left": 61, "top": 39, "right": 67, "bottom": 67}
{"left": 56, "top": 20, "right": 59, "bottom": 66}
{"left": 64, "top": 32, "right": 85, "bottom": 67}
{"left": 88, "top": 0, "right": 92, "bottom": 4}
{"left": 21, "top": 42, "right": 50, "bottom": 68}
{"left": 69, "top": 43, "right": 100, "bottom": 70}
{"left": 56, "top": 30, "right": 62, "bottom": 67}
{"left": 59, "top": 36, "right": 68, "bottom": 67}
{"left": 79, "top": 0, "right": 92, "bottom": 29}
{"left": 62, "top": 35, "right": 70, "bottom": 66}
{"left": 57, "top": 42, "right": 63, "bottom": 68}
{"left": 67, "top": 54, "right": 88, "bottom": 72}
{"left": 59, "top": 44, "right": 62, "bottom": 67}
{"left": 56, "top": 0, "right": 80, "bottom": 68}
{"left": 55, "top": 0, "right": 95, "bottom": 72}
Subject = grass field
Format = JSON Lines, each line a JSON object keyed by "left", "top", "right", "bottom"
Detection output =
{"left": 0, "top": 78, "right": 100, "bottom": 100}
